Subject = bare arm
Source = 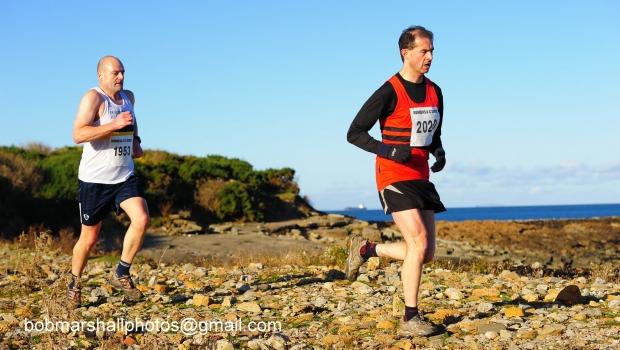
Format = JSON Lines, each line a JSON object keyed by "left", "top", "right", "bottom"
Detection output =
{"left": 72, "top": 90, "right": 133, "bottom": 144}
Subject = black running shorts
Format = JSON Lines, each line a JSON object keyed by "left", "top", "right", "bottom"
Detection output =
{"left": 378, "top": 180, "right": 446, "bottom": 214}
{"left": 78, "top": 175, "right": 143, "bottom": 226}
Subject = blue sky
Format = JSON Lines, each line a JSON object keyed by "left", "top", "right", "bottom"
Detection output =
{"left": 2, "top": 1, "right": 619, "bottom": 210}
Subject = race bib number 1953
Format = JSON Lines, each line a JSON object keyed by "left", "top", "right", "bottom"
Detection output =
{"left": 109, "top": 131, "right": 133, "bottom": 167}
{"left": 409, "top": 107, "right": 440, "bottom": 147}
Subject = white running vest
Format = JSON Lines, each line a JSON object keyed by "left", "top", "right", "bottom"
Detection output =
{"left": 78, "top": 87, "right": 135, "bottom": 184}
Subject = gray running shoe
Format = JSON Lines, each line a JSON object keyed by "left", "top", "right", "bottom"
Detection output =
{"left": 67, "top": 285, "right": 81, "bottom": 309}
{"left": 398, "top": 314, "right": 440, "bottom": 337}
{"left": 108, "top": 271, "right": 143, "bottom": 301}
{"left": 345, "top": 234, "right": 366, "bottom": 281}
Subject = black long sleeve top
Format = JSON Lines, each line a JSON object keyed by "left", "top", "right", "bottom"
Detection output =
{"left": 347, "top": 73, "right": 444, "bottom": 155}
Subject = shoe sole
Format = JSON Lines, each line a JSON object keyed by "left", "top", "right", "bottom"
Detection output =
{"left": 345, "top": 236, "right": 361, "bottom": 281}
{"left": 108, "top": 276, "right": 142, "bottom": 301}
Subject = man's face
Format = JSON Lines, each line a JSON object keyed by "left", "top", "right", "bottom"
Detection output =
{"left": 402, "top": 36, "right": 434, "bottom": 75}
{"left": 98, "top": 59, "right": 125, "bottom": 94}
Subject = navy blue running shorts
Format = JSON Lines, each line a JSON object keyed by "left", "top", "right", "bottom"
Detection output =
{"left": 78, "top": 175, "right": 143, "bottom": 226}
{"left": 378, "top": 180, "right": 446, "bottom": 215}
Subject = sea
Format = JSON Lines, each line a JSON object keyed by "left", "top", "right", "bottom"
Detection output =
{"left": 328, "top": 203, "right": 620, "bottom": 222}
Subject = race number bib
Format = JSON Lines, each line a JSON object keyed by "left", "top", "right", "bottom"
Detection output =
{"left": 409, "top": 107, "right": 440, "bottom": 147}
{"left": 109, "top": 131, "right": 133, "bottom": 167}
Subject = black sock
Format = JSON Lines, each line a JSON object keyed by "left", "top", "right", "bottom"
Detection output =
{"left": 68, "top": 273, "right": 79, "bottom": 289}
{"left": 403, "top": 306, "right": 419, "bottom": 321}
{"left": 116, "top": 260, "right": 131, "bottom": 277}
{"left": 359, "top": 241, "right": 377, "bottom": 260}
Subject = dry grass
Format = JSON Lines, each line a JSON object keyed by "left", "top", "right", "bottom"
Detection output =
{"left": 182, "top": 244, "right": 348, "bottom": 270}
{"left": 195, "top": 179, "right": 226, "bottom": 213}
{"left": 23, "top": 142, "right": 53, "bottom": 155}
{"left": 0, "top": 149, "right": 43, "bottom": 191}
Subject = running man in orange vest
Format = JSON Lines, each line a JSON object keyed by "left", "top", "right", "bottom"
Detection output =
{"left": 346, "top": 25, "right": 446, "bottom": 337}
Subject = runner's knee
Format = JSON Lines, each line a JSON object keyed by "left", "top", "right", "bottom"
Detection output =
{"left": 131, "top": 212, "right": 149, "bottom": 231}
{"left": 405, "top": 239, "right": 428, "bottom": 262}
{"left": 77, "top": 234, "right": 98, "bottom": 252}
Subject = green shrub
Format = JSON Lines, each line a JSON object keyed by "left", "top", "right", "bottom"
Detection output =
{"left": 37, "top": 147, "right": 81, "bottom": 200}
{"left": 179, "top": 155, "right": 253, "bottom": 183}
{"left": 216, "top": 181, "right": 264, "bottom": 221}
{"left": 0, "top": 145, "right": 306, "bottom": 231}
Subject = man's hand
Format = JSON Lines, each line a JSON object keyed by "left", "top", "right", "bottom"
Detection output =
{"left": 113, "top": 111, "right": 133, "bottom": 130}
{"left": 132, "top": 139, "right": 143, "bottom": 158}
{"left": 378, "top": 143, "right": 411, "bottom": 163}
{"left": 430, "top": 147, "right": 446, "bottom": 173}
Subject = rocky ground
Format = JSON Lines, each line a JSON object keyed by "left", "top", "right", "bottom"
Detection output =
{"left": 1, "top": 215, "right": 619, "bottom": 349}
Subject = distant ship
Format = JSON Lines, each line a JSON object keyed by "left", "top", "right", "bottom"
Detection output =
{"left": 344, "top": 204, "right": 367, "bottom": 211}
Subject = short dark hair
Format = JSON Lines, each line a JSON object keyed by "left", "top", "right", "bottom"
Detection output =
{"left": 398, "top": 25, "right": 434, "bottom": 61}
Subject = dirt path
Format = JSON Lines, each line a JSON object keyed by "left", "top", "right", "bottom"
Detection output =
{"left": 139, "top": 232, "right": 328, "bottom": 265}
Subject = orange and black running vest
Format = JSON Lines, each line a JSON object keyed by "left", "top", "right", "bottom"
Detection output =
{"left": 375, "top": 75, "right": 440, "bottom": 190}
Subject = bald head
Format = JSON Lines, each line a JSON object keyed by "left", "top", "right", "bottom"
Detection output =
{"left": 97, "top": 55, "right": 123, "bottom": 74}
{"left": 97, "top": 56, "right": 125, "bottom": 95}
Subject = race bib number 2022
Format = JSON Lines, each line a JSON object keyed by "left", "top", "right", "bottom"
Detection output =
{"left": 409, "top": 107, "right": 440, "bottom": 147}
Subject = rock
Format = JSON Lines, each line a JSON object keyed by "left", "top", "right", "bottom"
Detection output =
{"left": 555, "top": 285, "right": 581, "bottom": 305}
{"left": 477, "top": 302, "right": 494, "bottom": 313}
{"left": 499, "top": 330, "right": 512, "bottom": 340}
{"left": 192, "top": 268, "right": 207, "bottom": 279}
{"left": 184, "top": 281, "right": 201, "bottom": 290}
{"left": 503, "top": 307, "right": 525, "bottom": 318}
{"left": 154, "top": 284, "right": 170, "bottom": 293}
{"left": 323, "top": 334, "right": 343, "bottom": 347}
{"left": 266, "top": 334, "right": 288, "bottom": 350}
{"left": 536, "top": 284, "right": 549, "bottom": 293}
{"left": 444, "top": 287, "right": 463, "bottom": 300}
{"left": 472, "top": 276, "right": 489, "bottom": 284}
{"left": 256, "top": 283, "right": 270, "bottom": 291}
{"left": 471, "top": 288, "right": 501, "bottom": 301}
{"left": 236, "top": 283, "right": 251, "bottom": 293}
{"left": 123, "top": 336, "right": 137, "bottom": 346}
{"left": 544, "top": 289, "right": 561, "bottom": 302}
{"left": 193, "top": 294, "right": 210, "bottom": 307}
{"left": 549, "top": 312, "right": 569, "bottom": 322}
{"left": 309, "top": 296, "right": 326, "bottom": 308}
{"left": 392, "top": 295, "right": 405, "bottom": 317}
{"left": 574, "top": 312, "right": 587, "bottom": 321}
{"left": 376, "top": 320, "right": 395, "bottom": 330}
{"left": 382, "top": 228, "right": 402, "bottom": 240}
{"left": 391, "top": 340, "right": 413, "bottom": 350}
{"left": 429, "top": 309, "right": 461, "bottom": 323}
{"left": 351, "top": 281, "right": 373, "bottom": 295}
{"left": 499, "top": 270, "right": 520, "bottom": 281}
{"left": 246, "top": 339, "right": 263, "bottom": 350}
{"left": 222, "top": 296, "right": 235, "bottom": 308}
{"left": 477, "top": 322, "right": 506, "bottom": 334}
{"left": 236, "top": 302, "right": 261, "bottom": 313}
{"left": 215, "top": 339, "right": 234, "bottom": 350}
{"left": 0, "top": 322, "right": 10, "bottom": 334}
{"left": 356, "top": 274, "right": 370, "bottom": 283}
{"left": 361, "top": 227, "right": 382, "bottom": 241}
{"left": 367, "top": 257, "right": 380, "bottom": 272}
{"left": 484, "top": 331, "right": 498, "bottom": 339}
{"left": 537, "top": 324, "right": 565, "bottom": 337}
{"left": 517, "top": 328, "right": 537, "bottom": 340}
